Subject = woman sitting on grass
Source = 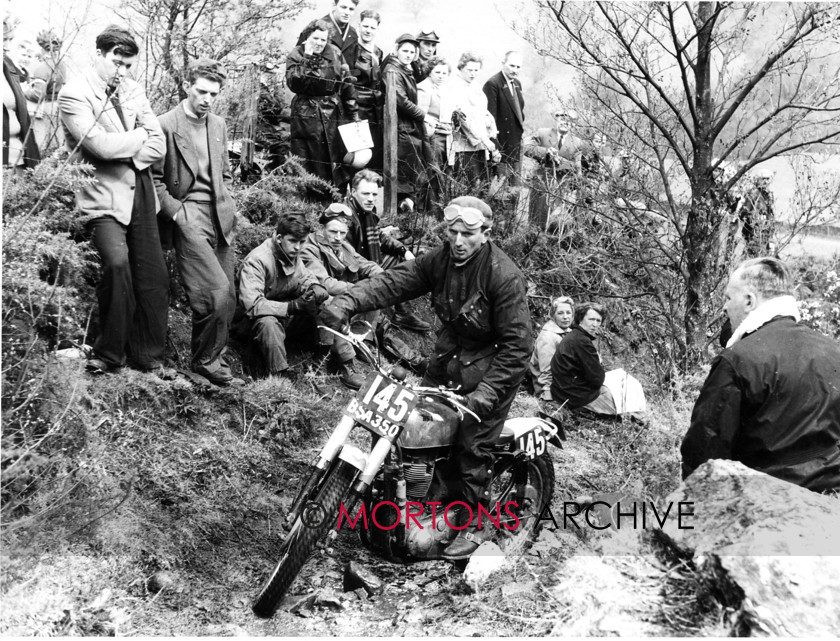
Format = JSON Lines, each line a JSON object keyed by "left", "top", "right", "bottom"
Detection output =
{"left": 529, "top": 295, "right": 574, "bottom": 400}
{"left": 548, "top": 302, "right": 646, "bottom": 418}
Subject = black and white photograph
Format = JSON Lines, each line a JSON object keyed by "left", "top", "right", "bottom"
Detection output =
{"left": 2, "top": 0, "right": 839, "bottom": 636}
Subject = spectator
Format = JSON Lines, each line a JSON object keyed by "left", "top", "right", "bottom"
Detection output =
{"left": 380, "top": 33, "right": 427, "bottom": 214}
{"left": 524, "top": 108, "right": 586, "bottom": 231}
{"left": 547, "top": 302, "right": 646, "bottom": 418}
{"left": 298, "top": 0, "right": 360, "bottom": 68}
{"left": 529, "top": 295, "right": 574, "bottom": 400}
{"left": 343, "top": 169, "right": 430, "bottom": 333}
{"left": 152, "top": 58, "right": 242, "bottom": 386}
{"left": 412, "top": 29, "right": 440, "bottom": 83}
{"left": 737, "top": 169, "right": 776, "bottom": 257}
{"left": 482, "top": 51, "right": 525, "bottom": 186}
{"left": 300, "top": 203, "right": 383, "bottom": 389}
{"left": 352, "top": 9, "right": 384, "bottom": 172}
{"left": 417, "top": 56, "right": 454, "bottom": 215}
{"left": 3, "top": 15, "right": 40, "bottom": 171}
{"left": 286, "top": 19, "right": 359, "bottom": 196}
{"left": 237, "top": 213, "right": 329, "bottom": 381}
{"left": 58, "top": 26, "right": 168, "bottom": 374}
{"left": 450, "top": 52, "right": 499, "bottom": 187}
{"left": 682, "top": 257, "right": 840, "bottom": 492}
{"left": 23, "top": 29, "right": 71, "bottom": 151}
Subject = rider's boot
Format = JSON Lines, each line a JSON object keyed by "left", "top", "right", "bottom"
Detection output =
{"left": 336, "top": 357, "right": 366, "bottom": 390}
{"left": 441, "top": 521, "right": 490, "bottom": 560}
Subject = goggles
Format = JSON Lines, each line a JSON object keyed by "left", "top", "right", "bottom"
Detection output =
{"left": 319, "top": 202, "right": 353, "bottom": 225}
{"left": 443, "top": 204, "right": 486, "bottom": 229}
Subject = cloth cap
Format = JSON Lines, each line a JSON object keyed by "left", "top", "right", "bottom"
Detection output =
{"left": 395, "top": 33, "right": 419, "bottom": 47}
{"left": 416, "top": 30, "right": 440, "bottom": 43}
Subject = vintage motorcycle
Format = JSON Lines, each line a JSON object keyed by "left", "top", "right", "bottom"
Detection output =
{"left": 252, "top": 327, "right": 565, "bottom": 618}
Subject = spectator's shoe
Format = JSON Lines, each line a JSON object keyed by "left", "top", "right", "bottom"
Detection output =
{"left": 336, "top": 359, "right": 366, "bottom": 390}
{"left": 194, "top": 365, "right": 244, "bottom": 387}
{"left": 392, "top": 309, "right": 431, "bottom": 333}
{"left": 441, "top": 524, "right": 490, "bottom": 560}
{"left": 86, "top": 357, "right": 110, "bottom": 375}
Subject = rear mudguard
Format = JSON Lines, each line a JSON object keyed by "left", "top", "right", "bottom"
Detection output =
{"left": 500, "top": 416, "right": 564, "bottom": 449}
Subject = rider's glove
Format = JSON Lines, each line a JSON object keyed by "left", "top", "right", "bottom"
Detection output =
{"left": 465, "top": 382, "right": 497, "bottom": 418}
{"left": 304, "top": 283, "right": 329, "bottom": 305}
{"left": 287, "top": 296, "right": 318, "bottom": 316}
{"left": 318, "top": 295, "right": 355, "bottom": 332}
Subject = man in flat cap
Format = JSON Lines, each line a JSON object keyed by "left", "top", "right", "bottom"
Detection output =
{"left": 320, "top": 196, "right": 533, "bottom": 558}
{"left": 412, "top": 29, "right": 440, "bottom": 83}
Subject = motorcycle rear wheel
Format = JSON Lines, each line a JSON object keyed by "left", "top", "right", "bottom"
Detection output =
{"left": 252, "top": 458, "right": 358, "bottom": 618}
{"left": 491, "top": 453, "right": 555, "bottom": 555}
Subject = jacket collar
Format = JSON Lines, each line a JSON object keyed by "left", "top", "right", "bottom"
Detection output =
{"left": 726, "top": 295, "right": 800, "bottom": 348}
{"left": 572, "top": 324, "right": 597, "bottom": 341}
{"left": 543, "top": 319, "right": 571, "bottom": 336}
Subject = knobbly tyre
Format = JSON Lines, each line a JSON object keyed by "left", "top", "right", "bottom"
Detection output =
{"left": 252, "top": 326, "right": 565, "bottom": 618}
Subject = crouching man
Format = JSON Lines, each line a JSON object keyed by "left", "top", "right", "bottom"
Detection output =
{"left": 237, "top": 213, "right": 328, "bottom": 381}
{"left": 301, "top": 203, "right": 385, "bottom": 390}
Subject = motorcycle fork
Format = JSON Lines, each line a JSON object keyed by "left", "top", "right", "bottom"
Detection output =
{"left": 287, "top": 414, "right": 355, "bottom": 527}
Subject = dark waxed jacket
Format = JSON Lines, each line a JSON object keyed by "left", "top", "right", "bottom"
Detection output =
{"left": 549, "top": 325, "right": 605, "bottom": 408}
{"left": 682, "top": 316, "right": 840, "bottom": 492}
{"left": 335, "top": 241, "right": 533, "bottom": 412}
{"left": 343, "top": 195, "right": 407, "bottom": 265}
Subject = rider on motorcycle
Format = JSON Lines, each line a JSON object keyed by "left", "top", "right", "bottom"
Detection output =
{"left": 320, "top": 196, "right": 533, "bottom": 559}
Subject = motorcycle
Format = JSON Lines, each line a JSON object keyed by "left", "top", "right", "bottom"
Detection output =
{"left": 252, "top": 327, "right": 565, "bottom": 618}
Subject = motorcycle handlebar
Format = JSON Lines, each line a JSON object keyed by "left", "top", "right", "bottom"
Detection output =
{"left": 317, "top": 325, "right": 480, "bottom": 421}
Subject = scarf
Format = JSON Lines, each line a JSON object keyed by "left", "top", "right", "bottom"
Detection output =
{"left": 726, "top": 295, "right": 800, "bottom": 348}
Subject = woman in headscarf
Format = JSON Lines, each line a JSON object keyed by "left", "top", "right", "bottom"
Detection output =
{"left": 286, "top": 19, "right": 358, "bottom": 196}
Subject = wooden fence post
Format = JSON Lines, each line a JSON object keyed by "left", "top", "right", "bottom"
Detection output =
{"left": 383, "top": 69, "right": 398, "bottom": 217}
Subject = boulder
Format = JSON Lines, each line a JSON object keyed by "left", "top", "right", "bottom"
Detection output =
{"left": 657, "top": 459, "right": 840, "bottom": 636}
{"left": 463, "top": 542, "right": 508, "bottom": 592}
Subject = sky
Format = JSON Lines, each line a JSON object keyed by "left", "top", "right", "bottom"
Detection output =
{"left": 4, "top": 0, "right": 575, "bottom": 129}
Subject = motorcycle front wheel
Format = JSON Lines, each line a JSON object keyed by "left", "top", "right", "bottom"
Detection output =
{"left": 252, "top": 458, "right": 359, "bottom": 618}
{"left": 491, "top": 453, "right": 555, "bottom": 555}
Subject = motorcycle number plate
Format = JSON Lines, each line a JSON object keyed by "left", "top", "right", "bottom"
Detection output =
{"left": 516, "top": 429, "right": 547, "bottom": 460}
{"left": 344, "top": 373, "right": 420, "bottom": 442}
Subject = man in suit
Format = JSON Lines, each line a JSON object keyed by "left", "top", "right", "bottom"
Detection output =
{"left": 58, "top": 25, "right": 168, "bottom": 375}
{"left": 483, "top": 51, "right": 525, "bottom": 186}
{"left": 152, "top": 59, "right": 242, "bottom": 386}
{"left": 524, "top": 109, "right": 587, "bottom": 230}
{"left": 298, "top": 0, "right": 360, "bottom": 68}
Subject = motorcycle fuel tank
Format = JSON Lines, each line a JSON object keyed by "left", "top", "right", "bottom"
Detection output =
{"left": 398, "top": 398, "right": 460, "bottom": 449}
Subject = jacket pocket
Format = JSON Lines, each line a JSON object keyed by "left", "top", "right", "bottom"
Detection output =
{"left": 454, "top": 290, "right": 491, "bottom": 335}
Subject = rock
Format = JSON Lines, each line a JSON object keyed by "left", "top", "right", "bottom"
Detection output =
{"left": 146, "top": 571, "right": 175, "bottom": 594}
{"left": 342, "top": 561, "right": 383, "bottom": 596}
{"left": 463, "top": 542, "right": 508, "bottom": 592}
{"left": 657, "top": 459, "right": 840, "bottom": 636}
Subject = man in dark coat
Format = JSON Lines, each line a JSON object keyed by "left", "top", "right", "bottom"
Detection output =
{"left": 287, "top": 19, "right": 359, "bottom": 193}
{"left": 297, "top": 0, "right": 360, "bottom": 68}
{"left": 482, "top": 51, "right": 525, "bottom": 186}
{"left": 320, "top": 196, "right": 534, "bottom": 558}
{"left": 682, "top": 257, "right": 840, "bottom": 493}
{"left": 411, "top": 30, "right": 439, "bottom": 83}
{"left": 3, "top": 16, "right": 41, "bottom": 169}
{"left": 351, "top": 9, "right": 384, "bottom": 172}
{"left": 152, "top": 59, "right": 241, "bottom": 386}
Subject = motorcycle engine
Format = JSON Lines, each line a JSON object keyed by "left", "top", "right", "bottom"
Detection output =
{"left": 403, "top": 451, "right": 437, "bottom": 500}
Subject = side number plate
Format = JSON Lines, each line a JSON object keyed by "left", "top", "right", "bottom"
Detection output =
{"left": 344, "top": 373, "right": 419, "bottom": 442}
{"left": 516, "top": 429, "right": 547, "bottom": 460}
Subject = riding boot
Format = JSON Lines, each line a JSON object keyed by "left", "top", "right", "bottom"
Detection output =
{"left": 392, "top": 303, "right": 431, "bottom": 333}
{"left": 441, "top": 517, "right": 490, "bottom": 560}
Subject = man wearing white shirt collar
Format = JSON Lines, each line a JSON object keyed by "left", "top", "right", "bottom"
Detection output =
{"left": 483, "top": 51, "right": 525, "bottom": 186}
{"left": 682, "top": 256, "right": 840, "bottom": 492}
